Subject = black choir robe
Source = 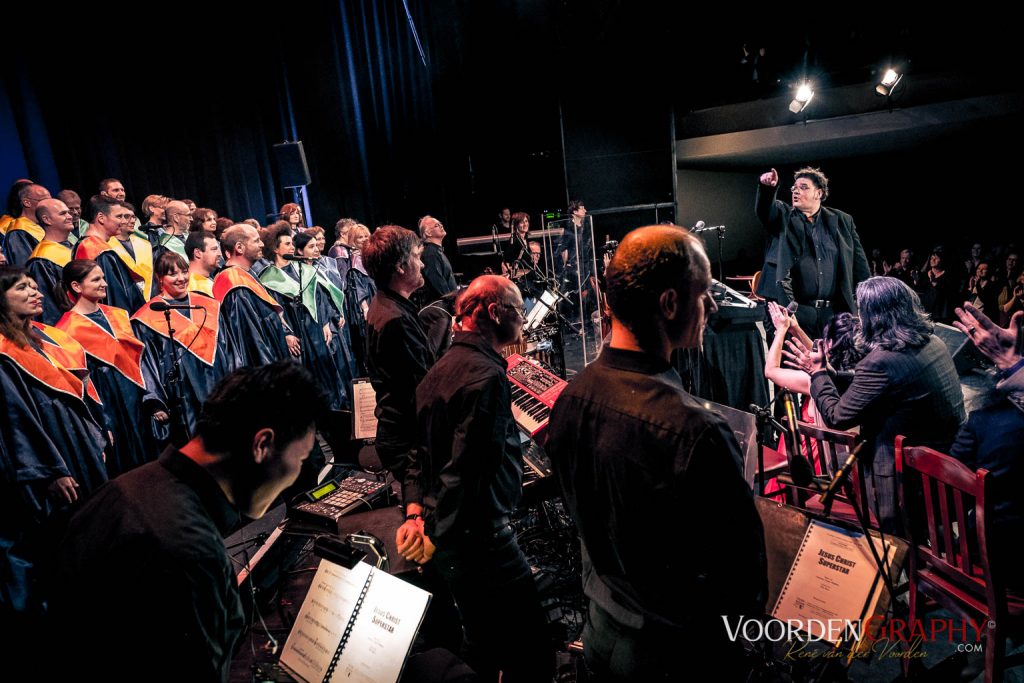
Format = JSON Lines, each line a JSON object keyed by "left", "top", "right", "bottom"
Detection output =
{"left": 0, "top": 333, "right": 107, "bottom": 615}
{"left": 2, "top": 218, "right": 43, "bottom": 265}
{"left": 315, "top": 260, "right": 357, "bottom": 406}
{"left": 56, "top": 306, "right": 165, "bottom": 478}
{"left": 25, "top": 240, "right": 72, "bottom": 326}
{"left": 212, "top": 265, "right": 292, "bottom": 367}
{"left": 261, "top": 263, "right": 347, "bottom": 411}
{"left": 73, "top": 236, "right": 148, "bottom": 315}
{"left": 132, "top": 293, "right": 237, "bottom": 436}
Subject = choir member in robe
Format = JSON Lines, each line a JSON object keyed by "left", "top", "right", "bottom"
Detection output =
{"left": 72, "top": 196, "right": 148, "bottom": 315}
{"left": 259, "top": 224, "right": 346, "bottom": 410}
{"left": 0, "top": 266, "right": 107, "bottom": 621}
{"left": 56, "top": 260, "right": 168, "bottom": 477}
{"left": 26, "top": 199, "right": 76, "bottom": 325}
{"left": 295, "top": 231, "right": 356, "bottom": 406}
{"left": 212, "top": 224, "right": 300, "bottom": 367}
{"left": 132, "top": 252, "right": 236, "bottom": 440}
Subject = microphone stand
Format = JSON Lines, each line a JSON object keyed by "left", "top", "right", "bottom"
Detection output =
{"left": 160, "top": 307, "right": 188, "bottom": 447}
{"left": 749, "top": 396, "right": 785, "bottom": 496}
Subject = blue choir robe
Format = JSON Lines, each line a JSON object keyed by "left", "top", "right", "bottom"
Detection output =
{"left": 212, "top": 265, "right": 292, "bottom": 367}
{"left": 56, "top": 306, "right": 165, "bottom": 478}
{"left": 261, "top": 263, "right": 347, "bottom": 411}
{"left": 2, "top": 218, "right": 43, "bottom": 265}
{"left": 132, "top": 293, "right": 237, "bottom": 436}
{"left": 314, "top": 260, "right": 357, "bottom": 407}
{"left": 344, "top": 259, "right": 377, "bottom": 376}
{"left": 73, "top": 236, "right": 147, "bottom": 315}
{"left": 26, "top": 240, "right": 73, "bottom": 326}
{"left": 0, "top": 334, "right": 107, "bottom": 615}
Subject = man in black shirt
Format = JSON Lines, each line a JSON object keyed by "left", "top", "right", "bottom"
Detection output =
{"left": 755, "top": 167, "right": 869, "bottom": 338}
{"left": 56, "top": 361, "right": 325, "bottom": 681}
{"left": 363, "top": 225, "right": 433, "bottom": 496}
{"left": 547, "top": 225, "right": 767, "bottom": 682}
{"left": 399, "top": 275, "right": 553, "bottom": 682}
{"left": 414, "top": 215, "right": 457, "bottom": 309}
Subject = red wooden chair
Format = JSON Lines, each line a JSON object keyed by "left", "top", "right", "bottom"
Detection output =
{"left": 777, "top": 419, "right": 877, "bottom": 528}
{"left": 896, "top": 436, "right": 1024, "bottom": 683}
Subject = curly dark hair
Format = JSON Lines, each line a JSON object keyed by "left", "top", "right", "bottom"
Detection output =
{"left": 794, "top": 167, "right": 829, "bottom": 201}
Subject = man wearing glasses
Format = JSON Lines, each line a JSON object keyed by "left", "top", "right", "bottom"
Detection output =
{"left": 151, "top": 200, "right": 191, "bottom": 261}
{"left": 755, "top": 166, "right": 869, "bottom": 338}
{"left": 399, "top": 275, "right": 553, "bottom": 682}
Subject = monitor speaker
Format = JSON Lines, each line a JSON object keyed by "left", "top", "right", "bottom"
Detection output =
{"left": 273, "top": 141, "right": 311, "bottom": 188}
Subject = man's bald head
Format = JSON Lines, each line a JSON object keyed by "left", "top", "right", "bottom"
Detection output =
{"left": 455, "top": 274, "right": 524, "bottom": 346}
{"left": 605, "top": 225, "right": 712, "bottom": 349}
{"left": 35, "top": 198, "right": 74, "bottom": 238}
{"left": 18, "top": 184, "right": 51, "bottom": 218}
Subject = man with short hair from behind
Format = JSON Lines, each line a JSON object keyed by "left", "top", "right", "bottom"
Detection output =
{"left": 547, "top": 225, "right": 767, "bottom": 682}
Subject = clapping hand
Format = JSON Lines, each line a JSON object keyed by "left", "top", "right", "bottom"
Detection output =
{"left": 783, "top": 338, "right": 829, "bottom": 374}
{"left": 953, "top": 303, "right": 1022, "bottom": 370}
{"left": 767, "top": 300, "right": 792, "bottom": 334}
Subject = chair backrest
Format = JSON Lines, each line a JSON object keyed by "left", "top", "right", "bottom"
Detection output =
{"left": 780, "top": 417, "right": 863, "bottom": 508}
{"left": 750, "top": 271, "right": 764, "bottom": 301}
{"left": 895, "top": 435, "right": 997, "bottom": 612}
{"left": 794, "top": 419, "right": 857, "bottom": 479}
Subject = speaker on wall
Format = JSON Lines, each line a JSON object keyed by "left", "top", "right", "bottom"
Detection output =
{"left": 273, "top": 141, "right": 311, "bottom": 188}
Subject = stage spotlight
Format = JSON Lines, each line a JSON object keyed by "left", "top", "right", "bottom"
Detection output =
{"left": 789, "top": 81, "right": 814, "bottom": 113}
{"left": 875, "top": 68, "right": 903, "bottom": 96}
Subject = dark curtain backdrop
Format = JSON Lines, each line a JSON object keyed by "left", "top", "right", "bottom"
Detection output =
{"left": 1, "top": 2, "right": 447, "bottom": 236}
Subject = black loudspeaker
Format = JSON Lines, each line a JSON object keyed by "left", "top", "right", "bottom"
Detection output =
{"left": 934, "top": 322, "right": 985, "bottom": 374}
{"left": 272, "top": 141, "right": 311, "bottom": 187}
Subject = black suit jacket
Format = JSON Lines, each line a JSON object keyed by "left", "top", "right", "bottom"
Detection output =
{"left": 949, "top": 397, "right": 1024, "bottom": 562}
{"left": 811, "top": 336, "right": 965, "bottom": 478}
{"left": 754, "top": 182, "right": 869, "bottom": 312}
{"left": 810, "top": 336, "right": 964, "bottom": 533}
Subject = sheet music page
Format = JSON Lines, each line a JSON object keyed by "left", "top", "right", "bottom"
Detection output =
{"left": 279, "top": 560, "right": 373, "bottom": 683}
{"left": 772, "top": 521, "right": 894, "bottom": 645}
{"left": 328, "top": 568, "right": 432, "bottom": 683}
{"left": 352, "top": 380, "right": 378, "bottom": 440}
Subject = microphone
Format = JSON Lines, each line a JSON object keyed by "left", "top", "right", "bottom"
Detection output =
{"left": 150, "top": 300, "right": 201, "bottom": 312}
{"left": 818, "top": 441, "right": 866, "bottom": 512}
{"left": 282, "top": 254, "right": 312, "bottom": 261}
{"left": 692, "top": 222, "right": 726, "bottom": 233}
{"left": 780, "top": 390, "right": 815, "bottom": 487}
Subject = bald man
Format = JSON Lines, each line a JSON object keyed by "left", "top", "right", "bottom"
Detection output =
{"left": 399, "top": 275, "right": 553, "bottom": 682}
{"left": 27, "top": 199, "right": 76, "bottom": 325}
{"left": 546, "top": 226, "right": 767, "bottom": 681}
{"left": 151, "top": 200, "right": 190, "bottom": 260}
{"left": 3, "top": 183, "right": 51, "bottom": 264}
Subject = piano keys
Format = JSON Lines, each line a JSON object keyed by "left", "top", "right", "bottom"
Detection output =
{"left": 506, "top": 353, "right": 568, "bottom": 438}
